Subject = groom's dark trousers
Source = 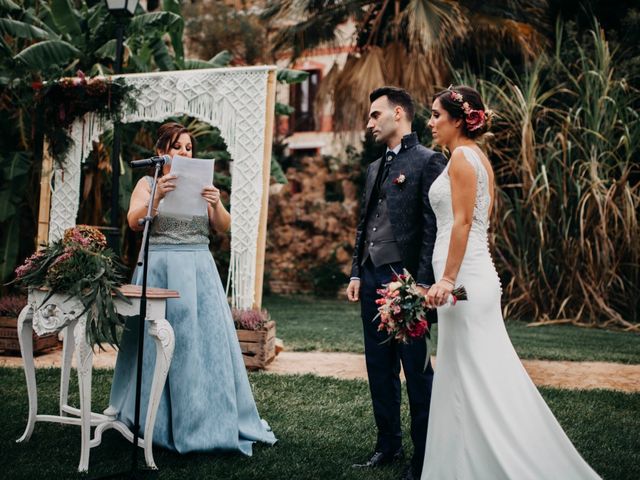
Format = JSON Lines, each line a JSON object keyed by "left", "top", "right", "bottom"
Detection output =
{"left": 350, "top": 132, "right": 446, "bottom": 475}
{"left": 361, "top": 258, "right": 434, "bottom": 474}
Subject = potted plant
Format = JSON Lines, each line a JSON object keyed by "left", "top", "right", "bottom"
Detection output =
{"left": 232, "top": 308, "right": 276, "bottom": 369}
{"left": 0, "top": 294, "right": 60, "bottom": 354}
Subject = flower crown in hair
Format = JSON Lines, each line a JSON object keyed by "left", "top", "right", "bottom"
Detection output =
{"left": 448, "top": 86, "right": 486, "bottom": 132}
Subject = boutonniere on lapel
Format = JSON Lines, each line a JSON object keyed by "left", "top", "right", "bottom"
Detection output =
{"left": 392, "top": 173, "right": 406, "bottom": 186}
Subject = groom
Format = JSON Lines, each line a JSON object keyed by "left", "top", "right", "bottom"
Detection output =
{"left": 346, "top": 86, "right": 446, "bottom": 480}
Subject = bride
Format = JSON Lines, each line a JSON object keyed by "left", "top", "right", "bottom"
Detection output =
{"left": 420, "top": 86, "right": 601, "bottom": 480}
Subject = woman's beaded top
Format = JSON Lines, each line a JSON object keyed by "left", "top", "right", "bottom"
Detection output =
{"left": 145, "top": 176, "right": 210, "bottom": 245}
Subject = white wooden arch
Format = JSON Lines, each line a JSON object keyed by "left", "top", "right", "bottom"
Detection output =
{"left": 39, "top": 66, "right": 276, "bottom": 309}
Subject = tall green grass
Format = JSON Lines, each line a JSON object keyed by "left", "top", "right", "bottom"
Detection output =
{"left": 455, "top": 20, "right": 640, "bottom": 329}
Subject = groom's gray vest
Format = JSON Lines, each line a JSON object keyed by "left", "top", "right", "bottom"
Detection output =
{"left": 361, "top": 164, "right": 402, "bottom": 267}
{"left": 351, "top": 132, "right": 447, "bottom": 285}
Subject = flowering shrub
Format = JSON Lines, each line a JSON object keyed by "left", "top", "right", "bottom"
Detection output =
{"left": 0, "top": 295, "right": 27, "bottom": 317}
{"left": 232, "top": 308, "right": 270, "bottom": 331}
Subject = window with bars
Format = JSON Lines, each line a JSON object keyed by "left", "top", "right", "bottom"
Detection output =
{"left": 289, "top": 69, "right": 321, "bottom": 133}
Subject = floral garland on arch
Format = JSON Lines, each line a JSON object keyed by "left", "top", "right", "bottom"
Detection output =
{"left": 12, "top": 226, "right": 130, "bottom": 349}
{"left": 33, "top": 71, "right": 137, "bottom": 164}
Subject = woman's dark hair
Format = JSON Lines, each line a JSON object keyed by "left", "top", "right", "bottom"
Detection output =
{"left": 155, "top": 122, "right": 196, "bottom": 155}
{"left": 432, "top": 85, "right": 489, "bottom": 139}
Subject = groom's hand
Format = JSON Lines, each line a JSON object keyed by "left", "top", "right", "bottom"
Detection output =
{"left": 347, "top": 279, "right": 361, "bottom": 302}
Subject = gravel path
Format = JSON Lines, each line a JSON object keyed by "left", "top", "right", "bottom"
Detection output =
{"left": 2, "top": 349, "right": 639, "bottom": 392}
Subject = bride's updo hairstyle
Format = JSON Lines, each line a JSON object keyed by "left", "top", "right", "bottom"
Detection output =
{"left": 432, "top": 85, "right": 491, "bottom": 139}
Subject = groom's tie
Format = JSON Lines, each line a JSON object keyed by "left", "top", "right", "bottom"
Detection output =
{"left": 376, "top": 150, "right": 396, "bottom": 192}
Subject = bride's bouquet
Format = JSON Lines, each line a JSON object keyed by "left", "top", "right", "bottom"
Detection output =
{"left": 375, "top": 269, "right": 467, "bottom": 343}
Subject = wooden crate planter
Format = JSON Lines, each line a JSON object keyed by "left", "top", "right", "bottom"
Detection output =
{"left": 236, "top": 320, "right": 276, "bottom": 369}
{"left": 0, "top": 316, "right": 60, "bottom": 354}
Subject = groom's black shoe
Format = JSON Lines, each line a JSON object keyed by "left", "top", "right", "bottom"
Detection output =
{"left": 400, "top": 464, "right": 418, "bottom": 480}
{"left": 352, "top": 447, "right": 404, "bottom": 468}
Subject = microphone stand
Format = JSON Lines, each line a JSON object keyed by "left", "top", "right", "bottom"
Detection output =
{"left": 94, "top": 161, "right": 163, "bottom": 480}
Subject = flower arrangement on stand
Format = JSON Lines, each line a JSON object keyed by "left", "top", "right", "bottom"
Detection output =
{"left": 232, "top": 308, "right": 277, "bottom": 369}
{"left": 12, "top": 226, "right": 129, "bottom": 348}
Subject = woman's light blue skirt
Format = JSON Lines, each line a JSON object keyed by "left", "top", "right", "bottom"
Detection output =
{"left": 109, "top": 244, "right": 276, "bottom": 454}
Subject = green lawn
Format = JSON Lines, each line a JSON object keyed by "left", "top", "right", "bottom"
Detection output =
{"left": 0, "top": 368, "right": 637, "bottom": 479}
{"left": 264, "top": 295, "right": 640, "bottom": 363}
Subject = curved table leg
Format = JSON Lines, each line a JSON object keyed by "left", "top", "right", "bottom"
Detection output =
{"left": 74, "top": 318, "right": 94, "bottom": 473}
{"left": 59, "top": 321, "right": 77, "bottom": 416}
{"left": 143, "top": 318, "right": 175, "bottom": 470}
{"left": 16, "top": 305, "right": 36, "bottom": 443}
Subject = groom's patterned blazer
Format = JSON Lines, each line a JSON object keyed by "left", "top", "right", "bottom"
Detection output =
{"left": 350, "top": 132, "right": 447, "bottom": 286}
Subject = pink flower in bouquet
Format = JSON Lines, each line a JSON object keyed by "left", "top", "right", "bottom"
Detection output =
{"left": 408, "top": 319, "right": 429, "bottom": 338}
{"left": 375, "top": 268, "right": 467, "bottom": 344}
{"left": 387, "top": 281, "right": 402, "bottom": 291}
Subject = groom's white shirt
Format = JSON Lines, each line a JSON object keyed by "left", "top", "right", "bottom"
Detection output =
{"left": 387, "top": 143, "right": 402, "bottom": 156}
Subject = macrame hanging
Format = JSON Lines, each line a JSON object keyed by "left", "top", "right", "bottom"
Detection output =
{"left": 47, "top": 66, "right": 275, "bottom": 310}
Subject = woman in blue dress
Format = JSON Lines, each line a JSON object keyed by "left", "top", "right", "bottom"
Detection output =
{"left": 109, "top": 122, "right": 276, "bottom": 454}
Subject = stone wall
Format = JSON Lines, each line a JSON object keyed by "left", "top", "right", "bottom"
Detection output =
{"left": 266, "top": 156, "right": 360, "bottom": 294}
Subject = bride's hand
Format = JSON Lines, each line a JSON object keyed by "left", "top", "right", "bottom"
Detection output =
{"left": 426, "top": 279, "right": 454, "bottom": 308}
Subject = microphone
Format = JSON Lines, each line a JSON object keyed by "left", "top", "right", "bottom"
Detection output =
{"left": 129, "top": 155, "right": 171, "bottom": 168}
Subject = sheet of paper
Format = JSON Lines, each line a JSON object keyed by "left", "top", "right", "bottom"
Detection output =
{"left": 157, "top": 155, "right": 215, "bottom": 219}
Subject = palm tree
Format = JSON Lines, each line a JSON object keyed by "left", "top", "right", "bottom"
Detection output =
{"left": 263, "top": 0, "right": 550, "bottom": 129}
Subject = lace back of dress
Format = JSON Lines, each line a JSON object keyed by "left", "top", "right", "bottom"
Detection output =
{"left": 459, "top": 147, "right": 491, "bottom": 236}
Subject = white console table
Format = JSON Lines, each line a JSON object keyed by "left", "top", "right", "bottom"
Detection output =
{"left": 16, "top": 285, "right": 179, "bottom": 473}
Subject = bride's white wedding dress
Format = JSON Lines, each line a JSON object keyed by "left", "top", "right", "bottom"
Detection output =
{"left": 421, "top": 146, "right": 600, "bottom": 479}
